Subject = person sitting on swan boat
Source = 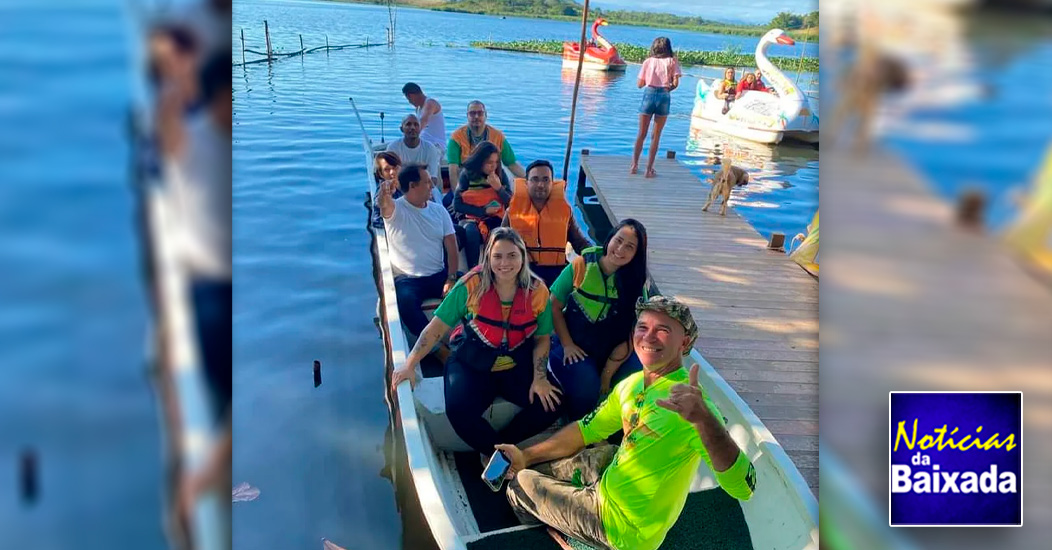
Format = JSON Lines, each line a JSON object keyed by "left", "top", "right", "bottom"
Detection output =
{"left": 715, "top": 67, "right": 738, "bottom": 115}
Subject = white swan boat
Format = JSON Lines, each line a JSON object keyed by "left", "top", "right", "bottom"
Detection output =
{"left": 354, "top": 99, "right": 818, "bottom": 550}
{"left": 692, "top": 29, "right": 819, "bottom": 145}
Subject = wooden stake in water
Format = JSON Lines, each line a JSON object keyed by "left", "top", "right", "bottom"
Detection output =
{"left": 264, "top": 20, "right": 272, "bottom": 61}
{"left": 299, "top": 34, "right": 304, "bottom": 53}
{"left": 562, "top": 0, "right": 591, "bottom": 182}
{"left": 20, "top": 449, "right": 37, "bottom": 505}
{"left": 326, "top": 34, "right": 329, "bottom": 53}
{"left": 240, "top": 28, "right": 246, "bottom": 65}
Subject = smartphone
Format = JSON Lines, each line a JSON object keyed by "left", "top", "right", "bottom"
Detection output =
{"left": 481, "top": 450, "right": 511, "bottom": 492}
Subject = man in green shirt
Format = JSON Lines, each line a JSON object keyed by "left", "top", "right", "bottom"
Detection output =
{"left": 446, "top": 100, "right": 526, "bottom": 186}
{"left": 496, "top": 296, "right": 756, "bottom": 550}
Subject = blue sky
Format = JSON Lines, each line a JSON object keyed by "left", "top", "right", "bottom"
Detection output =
{"left": 592, "top": 1, "right": 817, "bottom": 25}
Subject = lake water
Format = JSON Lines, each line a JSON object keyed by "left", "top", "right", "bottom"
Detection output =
{"left": 231, "top": 1, "right": 818, "bottom": 549}
{"left": 0, "top": 1, "right": 163, "bottom": 548}
{"left": 3, "top": 0, "right": 1044, "bottom": 549}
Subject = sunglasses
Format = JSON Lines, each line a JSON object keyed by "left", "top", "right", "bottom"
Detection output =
{"left": 468, "top": 110, "right": 486, "bottom": 116}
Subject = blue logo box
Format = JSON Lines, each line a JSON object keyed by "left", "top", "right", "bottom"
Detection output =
{"left": 889, "top": 391, "right": 1022, "bottom": 527}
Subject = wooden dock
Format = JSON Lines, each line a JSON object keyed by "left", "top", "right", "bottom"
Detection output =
{"left": 578, "top": 153, "right": 819, "bottom": 493}
{"left": 820, "top": 148, "right": 1052, "bottom": 533}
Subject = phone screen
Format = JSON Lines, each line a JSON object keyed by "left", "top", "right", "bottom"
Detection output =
{"left": 481, "top": 451, "right": 510, "bottom": 491}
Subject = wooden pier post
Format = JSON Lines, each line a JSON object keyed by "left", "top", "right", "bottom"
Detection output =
{"left": 576, "top": 149, "right": 590, "bottom": 200}
{"left": 264, "top": 20, "right": 272, "bottom": 61}
{"left": 768, "top": 233, "right": 786, "bottom": 251}
{"left": 240, "top": 28, "right": 246, "bottom": 65}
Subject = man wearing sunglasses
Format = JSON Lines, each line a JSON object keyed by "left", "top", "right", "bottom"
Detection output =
{"left": 496, "top": 295, "right": 755, "bottom": 550}
{"left": 446, "top": 100, "right": 526, "bottom": 187}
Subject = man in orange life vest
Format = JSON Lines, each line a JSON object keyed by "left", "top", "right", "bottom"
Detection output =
{"left": 503, "top": 160, "right": 592, "bottom": 287}
{"left": 446, "top": 100, "right": 526, "bottom": 187}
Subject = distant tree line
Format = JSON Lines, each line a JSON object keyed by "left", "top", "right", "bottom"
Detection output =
{"left": 335, "top": 1, "right": 818, "bottom": 37}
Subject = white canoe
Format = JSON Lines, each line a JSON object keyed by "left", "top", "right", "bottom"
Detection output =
{"left": 125, "top": 4, "right": 228, "bottom": 548}
{"left": 353, "top": 98, "right": 818, "bottom": 550}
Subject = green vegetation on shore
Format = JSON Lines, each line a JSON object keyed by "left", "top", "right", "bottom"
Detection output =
{"left": 470, "top": 40, "right": 819, "bottom": 72}
{"left": 326, "top": 0, "right": 819, "bottom": 40}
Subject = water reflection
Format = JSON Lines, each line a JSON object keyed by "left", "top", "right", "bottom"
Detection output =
{"left": 686, "top": 126, "right": 817, "bottom": 183}
{"left": 559, "top": 67, "right": 628, "bottom": 90}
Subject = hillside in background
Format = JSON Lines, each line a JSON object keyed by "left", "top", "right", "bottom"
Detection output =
{"left": 328, "top": 0, "right": 819, "bottom": 39}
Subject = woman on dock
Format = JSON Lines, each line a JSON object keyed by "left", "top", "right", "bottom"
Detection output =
{"left": 631, "top": 37, "right": 681, "bottom": 179}
{"left": 549, "top": 219, "right": 650, "bottom": 421}
{"left": 390, "top": 228, "right": 563, "bottom": 456}
{"left": 454, "top": 141, "right": 512, "bottom": 267}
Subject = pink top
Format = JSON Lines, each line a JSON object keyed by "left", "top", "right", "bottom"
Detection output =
{"left": 637, "top": 56, "right": 682, "bottom": 88}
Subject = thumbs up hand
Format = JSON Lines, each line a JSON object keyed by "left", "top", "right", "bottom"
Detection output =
{"left": 655, "top": 363, "right": 709, "bottom": 425}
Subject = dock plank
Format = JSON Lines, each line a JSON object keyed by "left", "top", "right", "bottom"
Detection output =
{"left": 582, "top": 154, "right": 819, "bottom": 495}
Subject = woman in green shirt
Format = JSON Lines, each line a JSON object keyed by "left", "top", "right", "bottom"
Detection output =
{"left": 549, "top": 219, "right": 650, "bottom": 421}
{"left": 390, "top": 227, "right": 563, "bottom": 455}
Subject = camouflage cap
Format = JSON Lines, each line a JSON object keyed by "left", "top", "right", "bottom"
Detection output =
{"left": 635, "top": 295, "right": 698, "bottom": 353}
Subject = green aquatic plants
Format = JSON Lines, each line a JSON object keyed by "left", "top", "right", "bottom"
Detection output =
{"left": 469, "top": 40, "right": 819, "bottom": 72}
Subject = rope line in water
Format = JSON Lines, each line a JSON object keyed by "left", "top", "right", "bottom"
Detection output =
{"left": 235, "top": 42, "right": 383, "bottom": 67}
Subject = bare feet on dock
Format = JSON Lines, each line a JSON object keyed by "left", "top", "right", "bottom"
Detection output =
{"left": 628, "top": 163, "right": 638, "bottom": 175}
{"left": 645, "top": 167, "right": 657, "bottom": 178}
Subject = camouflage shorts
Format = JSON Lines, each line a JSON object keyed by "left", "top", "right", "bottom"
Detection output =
{"left": 505, "top": 444, "right": 618, "bottom": 550}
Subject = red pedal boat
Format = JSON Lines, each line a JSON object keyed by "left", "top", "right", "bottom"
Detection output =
{"left": 562, "top": 17, "right": 627, "bottom": 72}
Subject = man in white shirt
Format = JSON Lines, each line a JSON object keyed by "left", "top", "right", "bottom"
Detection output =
{"left": 387, "top": 114, "right": 441, "bottom": 185}
{"left": 376, "top": 164, "right": 459, "bottom": 340}
{"left": 402, "top": 82, "right": 447, "bottom": 157}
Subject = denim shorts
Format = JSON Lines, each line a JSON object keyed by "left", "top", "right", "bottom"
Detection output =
{"left": 639, "top": 86, "right": 671, "bottom": 116}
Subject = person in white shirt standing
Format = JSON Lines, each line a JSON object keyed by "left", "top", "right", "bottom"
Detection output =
{"left": 376, "top": 164, "right": 460, "bottom": 351}
{"left": 402, "top": 82, "right": 447, "bottom": 157}
{"left": 386, "top": 114, "right": 441, "bottom": 193}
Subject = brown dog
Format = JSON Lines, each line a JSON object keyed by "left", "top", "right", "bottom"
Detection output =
{"left": 702, "top": 160, "right": 747, "bottom": 216}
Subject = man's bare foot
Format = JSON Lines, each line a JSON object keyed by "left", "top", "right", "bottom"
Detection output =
{"left": 628, "top": 164, "right": 638, "bottom": 175}
{"left": 645, "top": 167, "right": 657, "bottom": 178}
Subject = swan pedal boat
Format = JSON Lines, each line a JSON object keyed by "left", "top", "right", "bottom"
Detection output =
{"left": 562, "top": 17, "right": 628, "bottom": 72}
{"left": 354, "top": 103, "right": 817, "bottom": 550}
{"left": 692, "top": 29, "right": 819, "bottom": 145}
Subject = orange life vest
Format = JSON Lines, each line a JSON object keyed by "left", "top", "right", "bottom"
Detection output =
{"left": 449, "top": 268, "right": 539, "bottom": 371}
{"left": 507, "top": 178, "right": 572, "bottom": 267}
{"left": 450, "top": 124, "right": 507, "bottom": 164}
{"left": 459, "top": 177, "right": 505, "bottom": 221}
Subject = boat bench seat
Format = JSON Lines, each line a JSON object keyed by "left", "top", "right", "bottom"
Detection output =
{"left": 414, "top": 377, "right": 521, "bottom": 452}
